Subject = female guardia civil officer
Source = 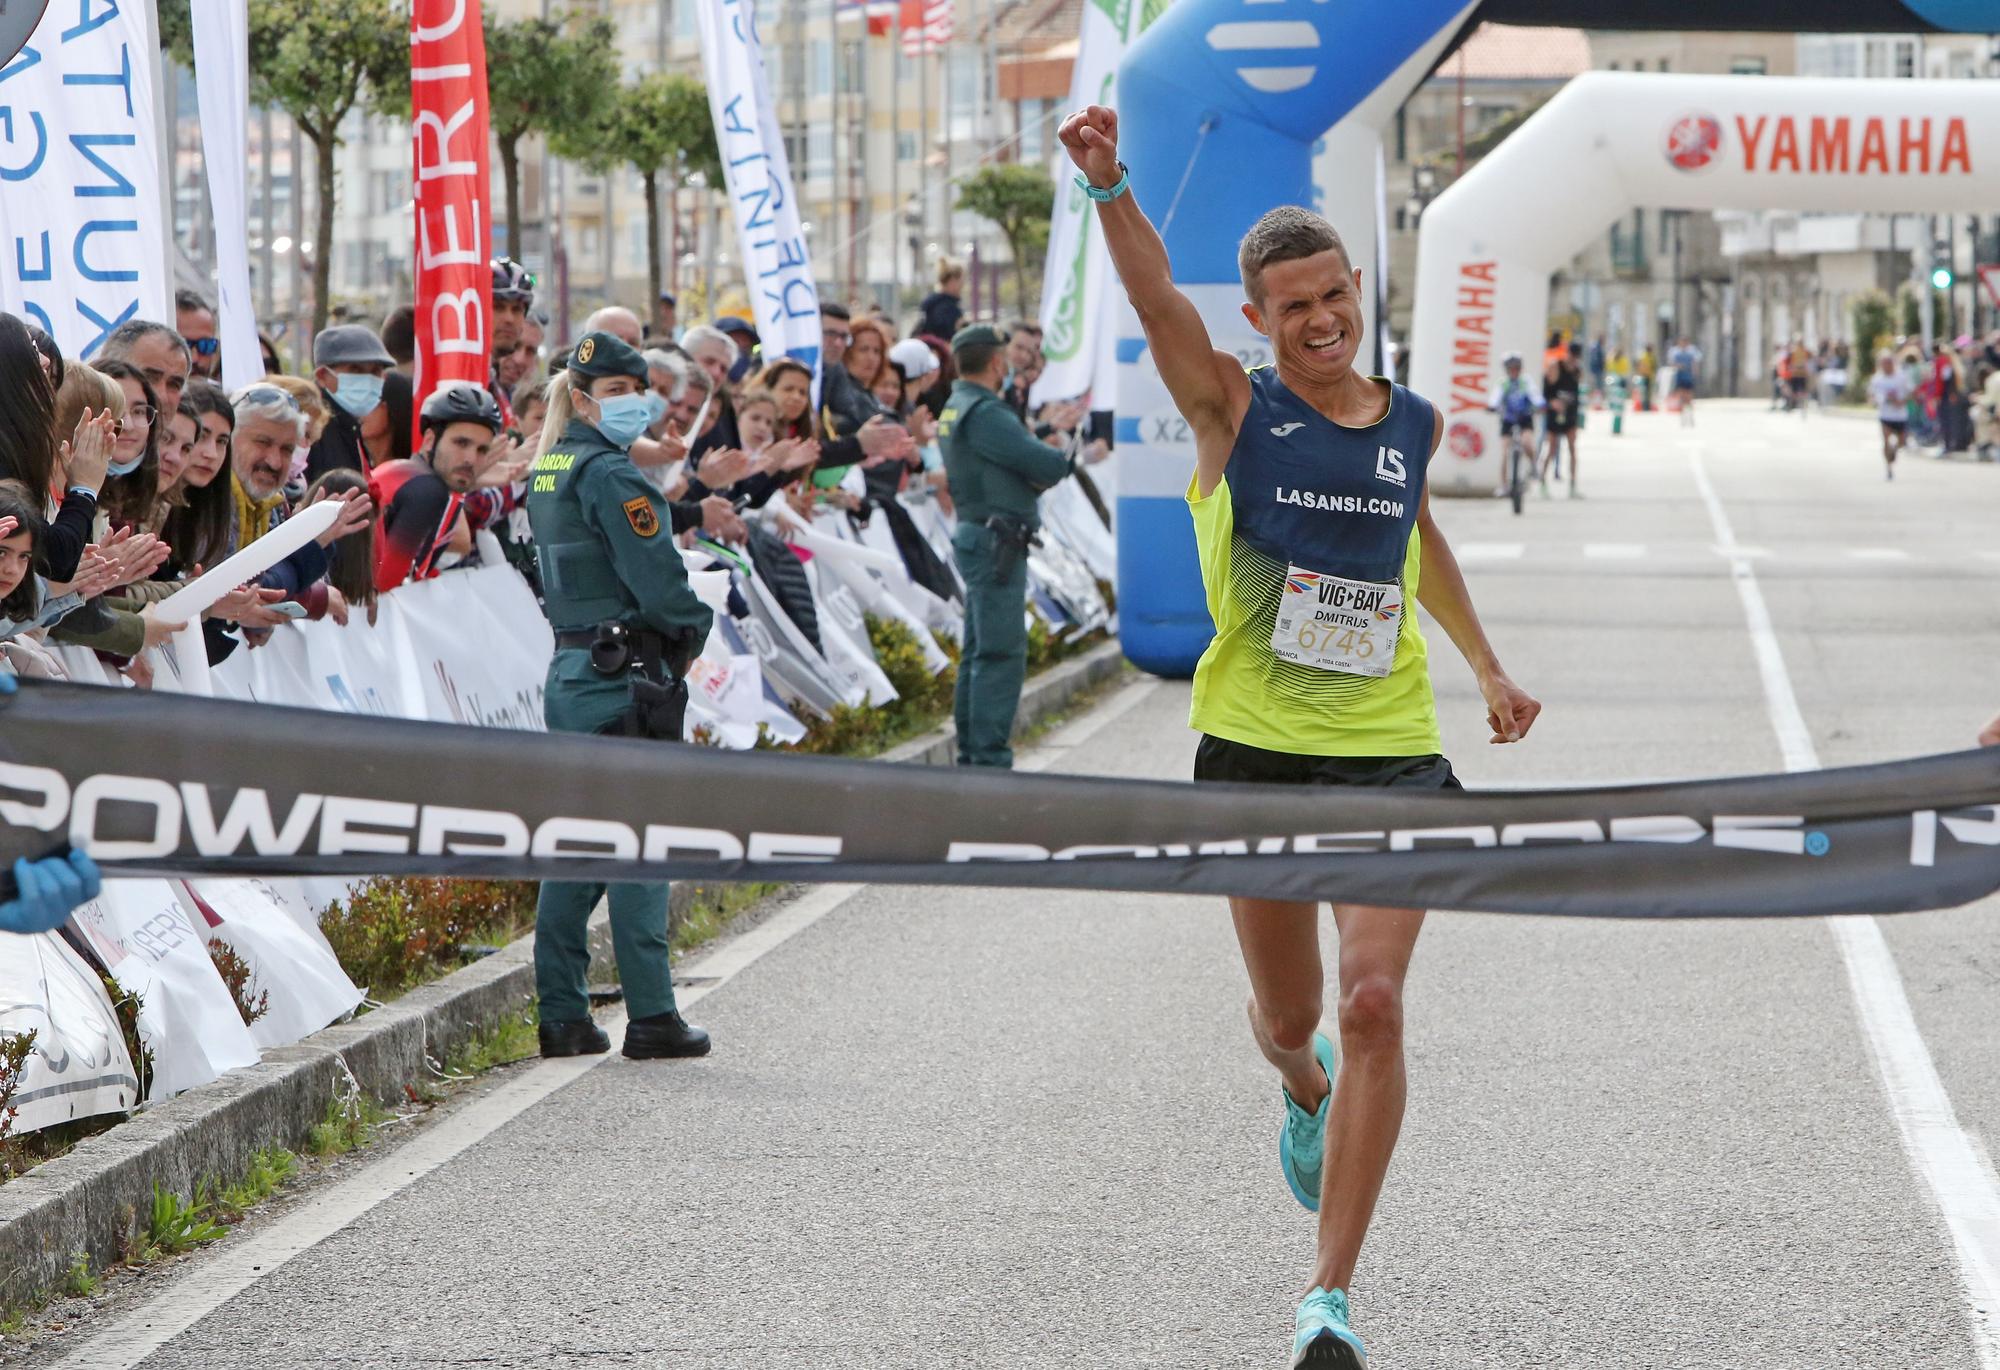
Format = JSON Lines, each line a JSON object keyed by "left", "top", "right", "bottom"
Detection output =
{"left": 525, "top": 331, "right": 713, "bottom": 1062}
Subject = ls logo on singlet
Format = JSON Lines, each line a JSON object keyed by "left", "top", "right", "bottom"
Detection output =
{"left": 1374, "top": 445, "right": 1407, "bottom": 489}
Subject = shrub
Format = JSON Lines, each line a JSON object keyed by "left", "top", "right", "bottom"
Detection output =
{"left": 207, "top": 942, "right": 269, "bottom": 1027}
{"left": 0, "top": 1030, "right": 36, "bottom": 1179}
{"left": 318, "top": 879, "right": 539, "bottom": 999}
{"left": 1848, "top": 290, "right": 1894, "bottom": 401}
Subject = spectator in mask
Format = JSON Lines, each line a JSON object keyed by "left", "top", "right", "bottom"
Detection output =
{"left": 306, "top": 324, "right": 395, "bottom": 481}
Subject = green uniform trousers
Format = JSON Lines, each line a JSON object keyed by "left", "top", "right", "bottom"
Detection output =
{"left": 534, "top": 649, "right": 679, "bottom": 1024}
{"left": 951, "top": 522, "right": 1030, "bottom": 769}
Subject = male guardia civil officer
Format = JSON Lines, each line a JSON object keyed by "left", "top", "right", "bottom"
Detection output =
{"left": 935, "top": 324, "right": 1107, "bottom": 769}
{"left": 525, "top": 331, "right": 711, "bottom": 1061}
{"left": 1061, "top": 104, "right": 1540, "bottom": 1366}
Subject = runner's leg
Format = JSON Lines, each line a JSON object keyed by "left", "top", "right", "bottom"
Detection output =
{"left": 1311, "top": 903, "right": 1426, "bottom": 1294}
{"left": 1231, "top": 896, "right": 1330, "bottom": 1111}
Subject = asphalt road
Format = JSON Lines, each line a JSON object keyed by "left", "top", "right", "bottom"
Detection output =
{"left": 40, "top": 400, "right": 2000, "bottom": 1368}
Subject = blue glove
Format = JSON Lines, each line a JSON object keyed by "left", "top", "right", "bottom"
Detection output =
{"left": 0, "top": 673, "right": 15, "bottom": 694}
{"left": 0, "top": 851, "right": 103, "bottom": 935}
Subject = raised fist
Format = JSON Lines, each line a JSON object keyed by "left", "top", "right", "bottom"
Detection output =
{"left": 1057, "top": 105, "right": 1121, "bottom": 189}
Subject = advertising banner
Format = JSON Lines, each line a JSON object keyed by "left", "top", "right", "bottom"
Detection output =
{"left": 189, "top": 0, "right": 262, "bottom": 389}
{"left": 0, "top": 0, "right": 171, "bottom": 359}
{"left": 696, "top": 0, "right": 821, "bottom": 381}
{"left": 410, "top": 0, "right": 493, "bottom": 437}
{"left": 0, "top": 930, "right": 138, "bottom": 1135}
{"left": 7, "top": 680, "right": 2000, "bottom": 919}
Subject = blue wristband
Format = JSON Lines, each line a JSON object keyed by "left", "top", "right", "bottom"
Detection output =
{"left": 67, "top": 485, "right": 97, "bottom": 501}
{"left": 1075, "top": 162, "right": 1130, "bottom": 203}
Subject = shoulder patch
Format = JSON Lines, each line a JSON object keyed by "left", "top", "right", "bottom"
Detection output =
{"left": 622, "top": 496, "right": 660, "bottom": 538}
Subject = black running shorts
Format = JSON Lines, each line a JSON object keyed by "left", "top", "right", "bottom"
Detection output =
{"left": 1193, "top": 735, "right": 1461, "bottom": 790}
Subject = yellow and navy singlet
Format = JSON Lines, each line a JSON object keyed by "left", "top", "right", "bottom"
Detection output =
{"left": 1187, "top": 368, "right": 1441, "bottom": 757}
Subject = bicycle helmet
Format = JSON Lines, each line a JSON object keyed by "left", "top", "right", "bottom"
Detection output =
{"left": 490, "top": 257, "right": 536, "bottom": 303}
{"left": 1501, "top": 351, "right": 1523, "bottom": 365}
{"left": 419, "top": 380, "right": 503, "bottom": 434}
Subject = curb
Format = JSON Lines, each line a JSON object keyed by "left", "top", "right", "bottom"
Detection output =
{"left": 0, "top": 638, "right": 1128, "bottom": 1311}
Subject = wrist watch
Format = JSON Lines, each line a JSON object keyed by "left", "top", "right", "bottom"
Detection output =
{"left": 1075, "top": 161, "right": 1130, "bottom": 203}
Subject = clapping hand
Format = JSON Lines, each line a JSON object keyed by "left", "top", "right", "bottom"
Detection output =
{"left": 59, "top": 407, "right": 117, "bottom": 493}
{"left": 696, "top": 446, "right": 754, "bottom": 489}
{"left": 307, "top": 488, "right": 375, "bottom": 546}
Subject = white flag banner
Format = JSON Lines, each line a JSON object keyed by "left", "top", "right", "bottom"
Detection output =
{"left": 69, "top": 880, "right": 261, "bottom": 1100}
{"left": 184, "top": 880, "right": 362, "bottom": 1051}
{"left": 696, "top": 0, "right": 821, "bottom": 383}
{"left": 0, "top": 0, "right": 171, "bottom": 359}
{"left": 189, "top": 0, "right": 261, "bottom": 389}
{"left": 0, "top": 930, "right": 139, "bottom": 1135}
{"left": 1032, "top": 0, "right": 1150, "bottom": 406}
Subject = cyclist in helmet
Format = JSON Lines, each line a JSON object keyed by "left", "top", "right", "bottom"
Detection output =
{"left": 487, "top": 258, "right": 537, "bottom": 425}
{"left": 371, "top": 380, "right": 528, "bottom": 592}
{"left": 1487, "top": 351, "right": 1544, "bottom": 434}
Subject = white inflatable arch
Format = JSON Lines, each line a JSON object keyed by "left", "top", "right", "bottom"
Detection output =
{"left": 1409, "top": 72, "right": 2000, "bottom": 494}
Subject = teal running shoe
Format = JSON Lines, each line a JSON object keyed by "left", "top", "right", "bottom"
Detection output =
{"left": 1278, "top": 1031, "right": 1336, "bottom": 1211}
{"left": 1292, "top": 1286, "right": 1367, "bottom": 1368}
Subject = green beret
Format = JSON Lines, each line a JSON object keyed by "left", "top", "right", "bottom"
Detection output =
{"left": 951, "top": 323, "right": 1006, "bottom": 355}
{"left": 565, "top": 330, "right": 647, "bottom": 382}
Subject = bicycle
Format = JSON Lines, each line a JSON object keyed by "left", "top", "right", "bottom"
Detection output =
{"left": 1502, "top": 423, "right": 1534, "bottom": 515}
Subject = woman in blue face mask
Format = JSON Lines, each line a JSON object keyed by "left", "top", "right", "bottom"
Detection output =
{"left": 94, "top": 361, "right": 163, "bottom": 532}
{"left": 520, "top": 329, "right": 713, "bottom": 1065}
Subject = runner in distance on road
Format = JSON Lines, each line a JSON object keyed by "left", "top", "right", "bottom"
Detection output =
{"left": 1059, "top": 101, "right": 1541, "bottom": 1369}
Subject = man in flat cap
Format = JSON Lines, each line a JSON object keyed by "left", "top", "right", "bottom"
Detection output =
{"left": 306, "top": 323, "right": 396, "bottom": 482}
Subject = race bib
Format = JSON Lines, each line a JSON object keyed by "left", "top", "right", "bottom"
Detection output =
{"left": 1271, "top": 567, "right": 1402, "bottom": 679}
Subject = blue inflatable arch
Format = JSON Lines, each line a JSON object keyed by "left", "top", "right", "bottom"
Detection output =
{"left": 1109, "top": 0, "right": 1999, "bottom": 677}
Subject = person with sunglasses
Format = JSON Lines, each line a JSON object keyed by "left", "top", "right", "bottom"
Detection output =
{"left": 177, "top": 289, "right": 220, "bottom": 380}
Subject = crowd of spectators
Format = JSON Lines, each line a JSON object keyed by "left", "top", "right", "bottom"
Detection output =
{"left": 0, "top": 254, "right": 1108, "bottom": 688}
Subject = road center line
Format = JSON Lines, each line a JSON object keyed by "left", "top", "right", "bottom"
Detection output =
{"left": 57, "top": 677, "right": 1152, "bottom": 1370}
{"left": 1689, "top": 446, "right": 2000, "bottom": 1368}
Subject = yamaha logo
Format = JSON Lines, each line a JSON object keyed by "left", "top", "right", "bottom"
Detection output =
{"left": 1447, "top": 422, "right": 1483, "bottom": 461}
{"left": 1665, "top": 112, "right": 1724, "bottom": 172}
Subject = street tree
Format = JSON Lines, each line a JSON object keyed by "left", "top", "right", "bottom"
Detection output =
{"left": 159, "top": 0, "right": 408, "bottom": 335}
{"left": 554, "top": 73, "right": 719, "bottom": 311}
{"left": 957, "top": 163, "right": 1055, "bottom": 314}
{"left": 484, "top": 12, "right": 617, "bottom": 261}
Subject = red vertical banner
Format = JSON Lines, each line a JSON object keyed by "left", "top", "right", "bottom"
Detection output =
{"left": 410, "top": 0, "right": 492, "bottom": 448}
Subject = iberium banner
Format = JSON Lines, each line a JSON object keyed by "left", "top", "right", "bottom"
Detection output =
{"left": 410, "top": 0, "right": 492, "bottom": 442}
{"left": 696, "top": 0, "right": 821, "bottom": 389}
{"left": 6, "top": 681, "right": 2000, "bottom": 918}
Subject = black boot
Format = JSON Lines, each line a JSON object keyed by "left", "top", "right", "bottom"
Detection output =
{"left": 623, "top": 1011, "right": 710, "bottom": 1059}
{"left": 538, "top": 1017, "right": 611, "bottom": 1058}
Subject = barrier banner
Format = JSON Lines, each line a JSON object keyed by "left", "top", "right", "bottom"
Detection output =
{"left": 5, "top": 680, "right": 2000, "bottom": 918}
{"left": 0, "top": 930, "right": 139, "bottom": 1135}
{"left": 409, "top": 0, "right": 493, "bottom": 437}
{"left": 0, "top": 0, "right": 171, "bottom": 359}
{"left": 696, "top": 0, "right": 821, "bottom": 383}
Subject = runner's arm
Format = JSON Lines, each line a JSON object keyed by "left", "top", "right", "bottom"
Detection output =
{"left": 1060, "top": 106, "right": 1246, "bottom": 496}
{"left": 1413, "top": 411, "right": 1540, "bottom": 744}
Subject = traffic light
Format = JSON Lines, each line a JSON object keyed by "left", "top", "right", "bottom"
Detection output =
{"left": 1931, "top": 240, "right": 1953, "bottom": 291}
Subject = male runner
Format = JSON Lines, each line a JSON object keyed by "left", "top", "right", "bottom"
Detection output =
{"left": 1060, "top": 104, "right": 1540, "bottom": 1368}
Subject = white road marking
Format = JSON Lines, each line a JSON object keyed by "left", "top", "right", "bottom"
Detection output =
{"left": 1583, "top": 543, "right": 1646, "bottom": 559}
{"left": 1848, "top": 547, "right": 1912, "bottom": 561}
{"left": 1458, "top": 542, "right": 1525, "bottom": 561}
{"left": 54, "top": 682, "right": 1149, "bottom": 1370}
{"left": 1690, "top": 446, "right": 2000, "bottom": 1368}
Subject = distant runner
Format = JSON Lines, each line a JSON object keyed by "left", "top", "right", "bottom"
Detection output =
{"left": 1668, "top": 335, "right": 1701, "bottom": 427}
{"left": 1062, "top": 104, "right": 1541, "bottom": 1369}
{"left": 1868, "top": 350, "right": 1911, "bottom": 481}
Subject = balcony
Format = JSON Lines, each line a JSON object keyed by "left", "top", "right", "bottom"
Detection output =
{"left": 1610, "top": 237, "right": 1648, "bottom": 278}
